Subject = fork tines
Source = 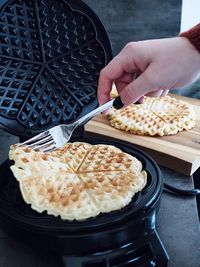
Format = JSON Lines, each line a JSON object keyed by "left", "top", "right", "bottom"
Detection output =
{"left": 18, "top": 130, "right": 57, "bottom": 152}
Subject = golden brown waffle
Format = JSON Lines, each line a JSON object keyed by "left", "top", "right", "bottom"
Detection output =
{"left": 79, "top": 171, "right": 146, "bottom": 212}
{"left": 9, "top": 142, "right": 147, "bottom": 221}
{"left": 51, "top": 142, "right": 92, "bottom": 172}
{"left": 108, "top": 96, "right": 196, "bottom": 136}
{"left": 78, "top": 144, "right": 142, "bottom": 173}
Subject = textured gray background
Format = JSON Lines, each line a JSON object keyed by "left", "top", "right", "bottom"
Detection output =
{"left": 85, "top": 0, "right": 182, "bottom": 55}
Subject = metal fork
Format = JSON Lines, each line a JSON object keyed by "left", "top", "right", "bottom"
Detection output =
{"left": 18, "top": 97, "right": 118, "bottom": 152}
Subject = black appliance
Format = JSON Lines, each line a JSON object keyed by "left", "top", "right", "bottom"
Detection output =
{"left": 0, "top": 137, "right": 168, "bottom": 267}
{"left": 0, "top": 0, "right": 169, "bottom": 266}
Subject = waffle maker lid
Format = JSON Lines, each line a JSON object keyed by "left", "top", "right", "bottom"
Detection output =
{"left": 0, "top": 0, "right": 112, "bottom": 138}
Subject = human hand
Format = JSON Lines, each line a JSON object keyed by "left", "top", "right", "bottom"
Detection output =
{"left": 98, "top": 37, "right": 200, "bottom": 109}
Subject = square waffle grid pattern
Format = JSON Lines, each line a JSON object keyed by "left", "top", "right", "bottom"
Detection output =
{"left": 0, "top": 0, "right": 109, "bottom": 137}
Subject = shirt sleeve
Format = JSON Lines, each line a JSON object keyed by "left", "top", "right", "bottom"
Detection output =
{"left": 180, "top": 23, "right": 200, "bottom": 53}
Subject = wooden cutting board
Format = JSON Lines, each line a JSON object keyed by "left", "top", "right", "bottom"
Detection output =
{"left": 85, "top": 94, "right": 200, "bottom": 176}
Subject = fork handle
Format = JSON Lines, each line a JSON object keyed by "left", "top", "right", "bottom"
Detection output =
{"left": 74, "top": 97, "right": 117, "bottom": 126}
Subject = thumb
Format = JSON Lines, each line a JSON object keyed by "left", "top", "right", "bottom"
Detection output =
{"left": 120, "top": 70, "right": 155, "bottom": 107}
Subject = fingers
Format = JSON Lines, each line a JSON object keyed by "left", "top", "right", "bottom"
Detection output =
{"left": 136, "top": 96, "right": 145, "bottom": 104}
{"left": 161, "top": 89, "right": 169, "bottom": 96}
{"left": 114, "top": 73, "right": 135, "bottom": 95}
{"left": 119, "top": 70, "right": 154, "bottom": 106}
{"left": 145, "top": 89, "right": 169, "bottom": 97}
{"left": 98, "top": 54, "right": 138, "bottom": 106}
{"left": 98, "top": 57, "right": 124, "bottom": 106}
{"left": 142, "top": 89, "right": 169, "bottom": 100}
{"left": 97, "top": 39, "right": 171, "bottom": 108}
{"left": 97, "top": 75, "right": 112, "bottom": 107}
{"left": 118, "top": 64, "right": 171, "bottom": 107}
{"left": 145, "top": 89, "right": 163, "bottom": 97}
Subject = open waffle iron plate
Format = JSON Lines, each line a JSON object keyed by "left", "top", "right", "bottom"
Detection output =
{"left": 0, "top": 0, "right": 169, "bottom": 266}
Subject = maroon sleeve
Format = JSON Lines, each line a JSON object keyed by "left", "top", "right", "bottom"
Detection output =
{"left": 180, "top": 23, "right": 200, "bottom": 52}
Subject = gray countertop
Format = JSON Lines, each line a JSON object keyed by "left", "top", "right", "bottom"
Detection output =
{"left": 0, "top": 129, "right": 200, "bottom": 267}
{"left": 157, "top": 167, "right": 200, "bottom": 267}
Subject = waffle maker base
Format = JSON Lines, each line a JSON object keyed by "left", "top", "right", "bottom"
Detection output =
{"left": 0, "top": 136, "right": 169, "bottom": 267}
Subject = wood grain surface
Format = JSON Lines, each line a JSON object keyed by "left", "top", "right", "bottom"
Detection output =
{"left": 85, "top": 94, "right": 200, "bottom": 176}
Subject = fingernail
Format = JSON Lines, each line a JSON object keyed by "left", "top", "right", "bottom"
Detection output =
{"left": 113, "top": 96, "right": 124, "bottom": 109}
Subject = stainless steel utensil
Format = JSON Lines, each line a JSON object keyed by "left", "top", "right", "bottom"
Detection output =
{"left": 18, "top": 97, "right": 117, "bottom": 152}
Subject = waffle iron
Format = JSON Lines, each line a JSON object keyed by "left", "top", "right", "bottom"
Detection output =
{"left": 0, "top": 136, "right": 168, "bottom": 267}
{"left": 0, "top": 0, "right": 169, "bottom": 266}
{"left": 0, "top": 0, "right": 112, "bottom": 138}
